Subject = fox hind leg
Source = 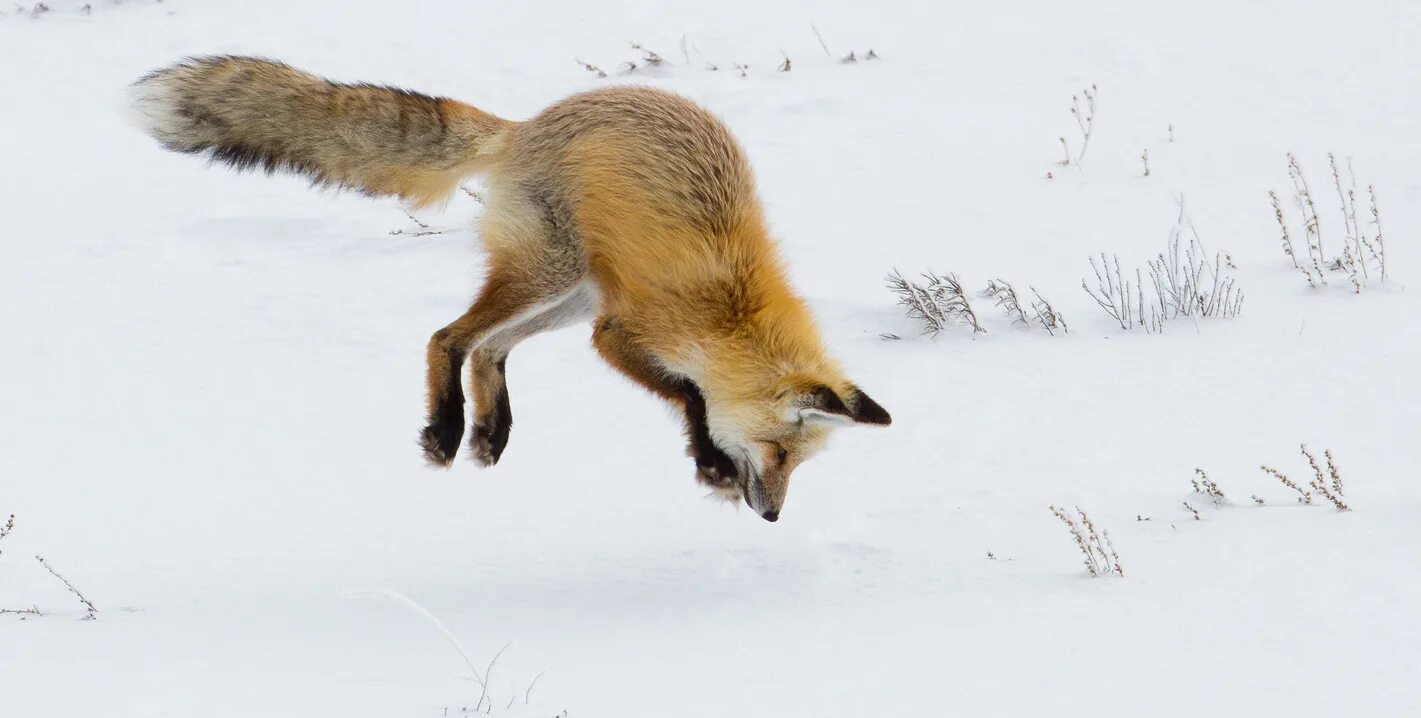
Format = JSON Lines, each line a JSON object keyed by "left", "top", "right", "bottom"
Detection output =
{"left": 421, "top": 271, "right": 536, "bottom": 467}
{"left": 464, "top": 280, "right": 599, "bottom": 466}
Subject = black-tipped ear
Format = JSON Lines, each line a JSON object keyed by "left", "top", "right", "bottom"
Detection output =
{"left": 847, "top": 386, "right": 892, "bottom": 425}
{"left": 802, "top": 384, "right": 891, "bottom": 426}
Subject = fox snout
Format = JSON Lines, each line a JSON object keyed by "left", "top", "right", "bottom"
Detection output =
{"left": 741, "top": 470, "right": 787, "bottom": 522}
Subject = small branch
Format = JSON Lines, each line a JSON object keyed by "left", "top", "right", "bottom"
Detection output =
{"left": 810, "top": 24, "right": 833, "bottom": 57}
{"left": 0, "top": 513, "right": 13, "bottom": 555}
{"left": 35, "top": 555, "right": 97, "bottom": 617}
{"left": 475, "top": 641, "right": 512, "bottom": 713}
{"left": 1261, "top": 465, "right": 1311, "bottom": 504}
{"left": 524, "top": 671, "right": 545, "bottom": 705}
{"left": 574, "top": 58, "right": 607, "bottom": 78}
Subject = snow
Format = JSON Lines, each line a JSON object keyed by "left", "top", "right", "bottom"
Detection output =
{"left": 2, "top": 0, "right": 1419, "bottom": 715}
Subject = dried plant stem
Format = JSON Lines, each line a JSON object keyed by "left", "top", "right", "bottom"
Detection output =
{"left": 1028, "top": 287, "right": 1068, "bottom": 335}
{"left": 1268, "top": 190, "right": 1302, "bottom": 270}
{"left": 574, "top": 58, "right": 606, "bottom": 78}
{"left": 34, "top": 555, "right": 97, "bottom": 617}
{"left": 0, "top": 513, "right": 13, "bottom": 555}
{"left": 1324, "top": 449, "right": 1344, "bottom": 496}
{"left": 810, "top": 24, "right": 833, "bottom": 57}
{"left": 1261, "top": 465, "right": 1311, "bottom": 504}
{"left": 1049, "top": 506, "right": 1123, "bottom": 577}
{"left": 886, "top": 270, "right": 985, "bottom": 335}
{"left": 1192, "top": 468, "right": 1226, "bottom": 505}
{"left": 1070, "top": 85, "right": 1097, "bottom": 165}
{"left": 983, "top": 279, "right": 1029, "bottom": 326}
{"left": 1287, "top": 153, "right": 1327, "bottom": 283}
{"left": 1367, "top": 185, "right": 1386, "bottom": 281}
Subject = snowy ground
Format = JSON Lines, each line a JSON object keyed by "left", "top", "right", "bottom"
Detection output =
{"left": 3, "top": 0, "right": 1419, "bottom": 716}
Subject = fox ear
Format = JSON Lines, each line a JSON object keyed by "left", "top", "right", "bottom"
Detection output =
{"left": 799, "top": 384, "right": 892, "bottom": 426}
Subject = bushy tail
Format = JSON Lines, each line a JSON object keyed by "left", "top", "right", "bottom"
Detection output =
{"left": 129, "top": 56, "right": 510, "bottom": 207}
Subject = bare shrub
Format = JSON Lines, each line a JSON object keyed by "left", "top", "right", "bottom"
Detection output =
{"left": 1057, "top": 85, "right": 1097, "bottom": 167}
{"left": 1082, "top": 253, "right": 1143, "bottom": 331}
{"left": 1182, "top": 501, "right": 1201, "bottom": 520}
{"left": 1301, "top": 444, "right": 1349, "bottom": 511}
{"left": 983, "top": 279, "right": 1029, "bottom": 326}
{"left": 1050, "top": 506, "right": 1123, "bottom": 577}
{"left": 1191, "top": 468, "right": 1226, "bottom": 505}
{"left": 1083, "top": 201, "right": 1243, "bottom": 332}
{"left": 1028, "top": 287, "right": 1068, "bottom": 335}
{"left": 1272, "top": 154, "right": 1387, "bottom": 289}
{"left": 1143, "top": 205, "right": 1245, "bottom": 321}
{"left": 886, "top": 270, "right": 985, "bottom": 335}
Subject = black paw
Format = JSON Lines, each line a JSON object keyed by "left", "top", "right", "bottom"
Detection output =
{"left": 469, "top": 388, "right": 512, "bottom": 467}
{"left": 420, "top": 414, "right": 464, "bottom": 467}
{"left": 469, "top": 421, "right": 510, "bottom": 466}
{"left": 691, "top": 442, "right": 738, "bottom": 488}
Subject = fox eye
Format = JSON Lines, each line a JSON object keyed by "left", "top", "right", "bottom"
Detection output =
{"left": 774, "top": 444, "right": 789, "bottom": 465}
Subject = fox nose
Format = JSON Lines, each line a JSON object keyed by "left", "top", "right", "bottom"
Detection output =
{"left": 761, "top": 510, "right": 779, "bottom": 522}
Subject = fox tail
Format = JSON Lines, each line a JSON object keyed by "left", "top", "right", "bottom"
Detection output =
{"left": 129, "top": 56, "right": 509, "bottom": 207}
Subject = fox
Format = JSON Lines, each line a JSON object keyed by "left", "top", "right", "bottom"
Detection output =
{"left": 128, "top": 56, "right": 890, "bottom": 521}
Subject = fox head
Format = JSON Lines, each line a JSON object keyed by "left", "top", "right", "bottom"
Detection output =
{"left": 701, "top": 373, "right": 890, "bottom": 521}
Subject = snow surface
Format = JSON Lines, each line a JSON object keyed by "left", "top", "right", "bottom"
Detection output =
{"left": 2, "top": 0, "right": 1420, "bottom": 716}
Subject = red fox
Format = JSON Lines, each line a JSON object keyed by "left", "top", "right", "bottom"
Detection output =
{"left": 129, "top": 56, "right": 889, "bottom": 521}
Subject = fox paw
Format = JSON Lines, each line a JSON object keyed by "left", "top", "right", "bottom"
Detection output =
{"left": 420, "top": 417, "right": 463, "bottom": 467}
{"left": 690, "top": 444, "right": 738, "bottom": 488}
{"left": 469, "top": 416, "right": 511, "bottom": 467}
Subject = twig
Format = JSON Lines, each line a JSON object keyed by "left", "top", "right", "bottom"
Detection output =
{"left": 983, "top": 279, "right": 1029, "bottom": 326}
{"left": 1028, "top": 287, "right": 1068, "bottom": 335}
{"left": 810, "top": 24, "right": 833, "bottom": 57}
{"left": 524, "top": 671, "right": 545, "bottom": 705}
{"left": 573, "top": 58, "right": 607, "bottom": 78}
{"left": 476, "top": 641, "right": 512, "bottom": 713}
{"left": 1268, "top": 190, "right": 1302, "bottom": 271}
{"left": 1261, "top": 465, "right": 1311, "bottom": 504}
{"left": 1324, "top": 449, "right": 1344, "bottom": 496}
{"left": 0, "top": 513, "right": 13, "bottom": 555}
{"left": 390, "top": 208, "right": 452, "bottom": 237}
{"left": 344, "top": 588, "right": 485, "bottom": 687}
{"left": 35, "top": 555, "right": 97, "bottom": 617}
{"left": 630, "top": 43, "right": 665, "bottom": 66}
{"left": 1367, "top": 184, "right": 1386, "bottom": 281}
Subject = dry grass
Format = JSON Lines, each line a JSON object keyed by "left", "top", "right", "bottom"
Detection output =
{"left": 1083, "top": 201, "right": 1243, "bottom": 333}
{"left": 1272, "top": 154, "right": 1387, "bottom": 290}
{"left": 886, "top": 270, "right": 985, "bottom": 335}
{"left": 1301, "top": 444, "right": 1349, "bottom": 511}
{"left": 1191, "top": 468, "right": 1226, "bottom": 505}
{"left": 1050, "top": 506, "right": 1123, "bottom": 577}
